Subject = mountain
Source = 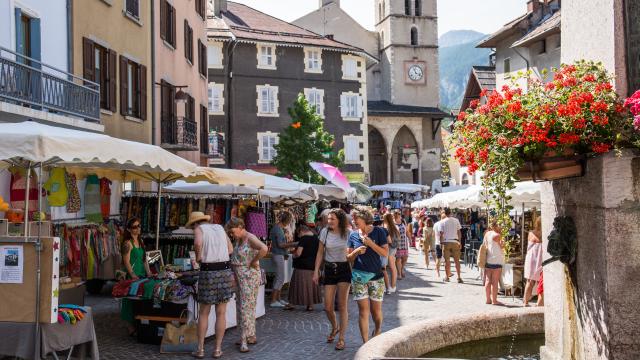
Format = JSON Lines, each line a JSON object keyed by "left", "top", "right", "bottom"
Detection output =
{"left": 439, "top": 30, "right": 492, "bottom": 111}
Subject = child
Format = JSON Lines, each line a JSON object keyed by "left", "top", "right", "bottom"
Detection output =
{"left": 483, "top": 221, "right": 505, "bottom": 305}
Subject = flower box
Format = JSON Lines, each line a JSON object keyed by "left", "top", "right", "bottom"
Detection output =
{"left": 517, "top": 154, "right": 586, "bottom": 182}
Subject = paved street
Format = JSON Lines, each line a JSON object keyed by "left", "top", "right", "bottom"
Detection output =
{"left": 90, "top": 250, "right": 524, "bottom": 360}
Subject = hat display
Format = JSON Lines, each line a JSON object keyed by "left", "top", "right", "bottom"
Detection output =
{"left": 185, "top": 211, "right": 211, "bottom": 227}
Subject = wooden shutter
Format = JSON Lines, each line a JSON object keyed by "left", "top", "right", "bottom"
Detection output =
{"left": 356, "top": 95, "right": 363, "bottom": 118}
{"left": 190, "top": 96, "right": 195, "bottom": 121}
{"left": 160, "top": 0, "right": 167, "bottom": 41}
{"left": 120, "top": 56, "right": 128, "bottom": 116}
{"left": 82, "top": 37, "right": 95, "bottom": 82}
{"left": 171, "top": 5, "right": 176, "bottom": 47}
{"left": 340, "top": 94, "right": 348, "bottom": 117}
{"left": 108, "top": 50, "right": 117, "bottom": 112}
{"left": 139, "top": 64, "right": 147, "bottom": 120}
{"left": 184, "top": 20, "right": 188, "bottom": 59}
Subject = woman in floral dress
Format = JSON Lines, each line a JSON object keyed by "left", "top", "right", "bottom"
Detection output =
{"left": 227, "top": 218, "right": 268, "bottom": 353}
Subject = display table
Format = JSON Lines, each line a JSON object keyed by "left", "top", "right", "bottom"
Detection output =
{"left": 188, "top": 285, "right": 265, "bottom": 338}
{"left": 260, "top": 256, "right": 293, "bottom": 286}
{"left": 0, "top": 307, "right": 99, "bottom": 359}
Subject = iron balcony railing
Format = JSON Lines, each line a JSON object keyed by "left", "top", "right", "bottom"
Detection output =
{"left": 161, "top": 114, "right": 198, "bottom": 151}
{"left": 0, "top": 46, "right": 101, "bottom": 122}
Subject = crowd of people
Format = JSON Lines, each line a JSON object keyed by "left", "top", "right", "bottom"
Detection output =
{"left": 118, "top": 205, "right": 545, "bottom": 358}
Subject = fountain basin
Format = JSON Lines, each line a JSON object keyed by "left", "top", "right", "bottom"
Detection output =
{"left": 354, "top": 307, "right": 544, "bottom": 360}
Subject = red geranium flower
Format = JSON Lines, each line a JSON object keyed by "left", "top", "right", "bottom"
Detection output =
{"left": 591, "top": 142, "right": 611, "bottom": 153}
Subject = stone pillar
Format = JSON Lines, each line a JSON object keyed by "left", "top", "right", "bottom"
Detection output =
{"left": 387, "top": 153, "right": 392, "bottom": 183}
{"left": 540, "top": 150, "right": 640, "bottom": 360}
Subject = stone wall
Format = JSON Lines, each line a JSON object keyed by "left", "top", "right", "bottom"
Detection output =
{"left": 540, "top": 150, "right": 640, "bottom": 360}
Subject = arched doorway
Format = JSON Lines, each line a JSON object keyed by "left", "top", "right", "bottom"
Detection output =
{"left": 461, "top": 173, "right": 469, "bottom": 185}
{"left": 391, "top": 126, "right": 419, "bottom": 184}
{"left": 368, "top": 126, "right": 387, "bottom": 185}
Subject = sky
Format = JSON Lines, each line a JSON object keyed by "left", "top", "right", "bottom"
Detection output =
{"left": 230, "top": 0, "right": 529, "bottom": 36}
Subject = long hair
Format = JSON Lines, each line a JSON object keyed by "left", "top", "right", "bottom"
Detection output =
{"left": 328, "top": 208, "right": 349, "bottom": 239}
{"left": 122, "top": 217, "right": 144, "bottom": 256}
{"left": 383, "top": 213, "right": 400, "bottom": 240}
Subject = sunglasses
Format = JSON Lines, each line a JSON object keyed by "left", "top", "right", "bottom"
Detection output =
{"left": 130, "top": 224, "right": 141, "bottom": 230}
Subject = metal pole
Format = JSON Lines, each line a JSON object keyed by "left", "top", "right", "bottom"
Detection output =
{"left": 521, "top": 202, "right": 525, "bottom": 260}
{"left": 24, "top": 166, "right": 31, "bottom": 237}
{"left": 156, "top": 182, "right": 162, "bottom": 250}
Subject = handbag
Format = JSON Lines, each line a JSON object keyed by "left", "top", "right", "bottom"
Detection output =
{"left": 477, "top": 241, "right": 488, "bottom": 269}
{"left": 351, "top": 268, "right": 376, "bottom": 284}
{"left": 160, "top": 310, "right": 198, "bottom": 354}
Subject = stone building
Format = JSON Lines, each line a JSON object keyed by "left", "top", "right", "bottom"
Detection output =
{"left": 294, "top": 0, "right": 447, "bottom": 186}
{"left": 205, "top": 0, "right": 373, "bottom": 179}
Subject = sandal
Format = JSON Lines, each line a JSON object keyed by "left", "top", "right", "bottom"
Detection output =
{"left": 191, "top": 349, "right": 205, "bottom": 359}
{"left": 235, "top": 338, "right": 257, "bottom": 345}
{"left": 327, "top": 326, "right": 340, "bottom": 343}
{"left": 212, "top": 350, "right": 223, "bottom": 359}
{"left": 239, "top": 342, "right": 250, "bottom": 353}
{"left": 335, "top": 339, "right": 345, "bottom": 351}
{"left": 306, "top": 306, "right": 314, "bottom": 311}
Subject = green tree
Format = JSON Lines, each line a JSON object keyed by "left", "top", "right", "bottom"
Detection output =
{"left": 273, "top": 94, "right": 343, "bottom": 184}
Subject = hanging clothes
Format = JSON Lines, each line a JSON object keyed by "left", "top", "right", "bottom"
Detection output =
{"left": 43, "top": 168, "right": 68, "bottom": 207}
{"left": 9, "top": 169, "right": 39, "bottom": 213}
{"left": 65, "top": 172, "right": 81, "bottom": 213}
{"left": 84, "top": 175, "right": 102, "bottom": 223}
{"left": 100, "top": 178, "right": 112, "bottom": 218}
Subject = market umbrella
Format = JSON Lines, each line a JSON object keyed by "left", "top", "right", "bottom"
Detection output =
{"left": 309, "top": 162, "right": 351, "bottom": 192}
{"left": 350, "top": 182, "right": 372, "bottom": 203}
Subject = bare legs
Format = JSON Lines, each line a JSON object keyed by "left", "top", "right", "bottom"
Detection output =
{"left": 197, "top": 304, "right": 211, "bottom": 352}
{"left": 523, "top": 279, "right": 536, "bottom": 306}
{"left": 484, "top": 268, "right": 502, "bottom": 305}
{"left": 356, "top": 299, "right": 383, "bottom": 343}
{"left": 396, "top": 256, "right": 408, "bottom": 279}
{"left": 323, "top": 283, "right": 350, "bottom": 344}
{"left": 382, "top": 266, "right": 389, "bottom": 290}
{"left": 214, "top": 303, "right": 228, "bottom": 352}
{"left": 388, "top": 255, "right": 397, "bottom": 289}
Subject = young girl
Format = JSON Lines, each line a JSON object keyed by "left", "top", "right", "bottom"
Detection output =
{"left": 483, "top": 221, "right": 505, "bottom": 305}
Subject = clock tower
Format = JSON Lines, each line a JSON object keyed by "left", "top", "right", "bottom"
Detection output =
{"left": 374, "top": 0, "right": 439, "bottom": 107}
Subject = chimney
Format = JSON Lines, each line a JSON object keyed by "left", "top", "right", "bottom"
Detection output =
{"left": 326, "top": 34, "right": 334, "bottom": 40}
{"left": 213, "top": 0, "right": 227, "bottom": 17}
{"left": 319, "top": 0, "right": 339, "bottom": 8}
{"left": 527, "top": 0, "right": 541, "bottom": 13}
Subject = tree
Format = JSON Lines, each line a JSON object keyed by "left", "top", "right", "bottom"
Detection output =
{"left": 273, "top": 94, "right": 343, "bottom": 184}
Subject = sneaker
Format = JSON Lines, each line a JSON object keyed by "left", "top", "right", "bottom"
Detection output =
{"left": 270, "top": 301, "right": 285, "bottom": 308}
{"left": 279, "top": 300, "right": 289, "bottom": 306}
{"left": 389, "top": 287, "right": 396, "bottom": 293}
{"left": 385, "top": 289, "right": 390, "bottom": 295}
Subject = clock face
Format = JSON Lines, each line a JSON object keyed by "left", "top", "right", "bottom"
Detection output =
{"left": 408, "top": 65, "right": 424, "bottom": 81}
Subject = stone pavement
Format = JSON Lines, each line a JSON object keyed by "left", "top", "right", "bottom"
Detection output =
{"left": 89, "top": 250, "right": 524, "bottom": 360}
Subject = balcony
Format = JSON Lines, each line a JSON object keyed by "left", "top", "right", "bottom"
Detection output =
{"left": 161, "top": 115, "right": 198, "bottom": 151}
{"left": 0, "top": 46, "right": 101, "bottom": 124}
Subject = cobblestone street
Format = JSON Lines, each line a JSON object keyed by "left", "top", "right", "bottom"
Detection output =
{"left": 90, "top": 251, "right": 524, "bottom": 360}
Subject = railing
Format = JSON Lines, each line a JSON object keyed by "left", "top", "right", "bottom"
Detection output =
{"left": 0, "top": 46, "right": 100, "bottom": 122}
{"left": 161, "top": 115, "right": 198, "bottom": 151}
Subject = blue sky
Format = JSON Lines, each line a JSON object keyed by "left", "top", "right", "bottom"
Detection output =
{"left": 231, "top": 0, "right": 529, "bottom": 35}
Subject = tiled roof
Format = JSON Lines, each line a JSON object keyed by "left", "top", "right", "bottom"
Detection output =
{"left": 368, "top": 101, "right": 449, "bottom": 117}
{"left": 208, "top": 2, "right": 377, "bottom": 61}
{"left": 472, "top": 66, "right": 496, "bottom": 91}
{"left": 511, "top": 11, "right": 561, "bottom": 48}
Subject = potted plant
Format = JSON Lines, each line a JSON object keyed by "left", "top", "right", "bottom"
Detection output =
{"left": 451, "top": 60, "right": 640, "bottom": 230}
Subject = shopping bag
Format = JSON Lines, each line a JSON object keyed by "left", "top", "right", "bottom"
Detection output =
{"left": 477, "top": 241, "right": 488, "bottom": 269}
{"left": 160, "top": 311, "right": 198, "bottom": 354}
{"left": 351, "top": 268, "right": 376, "bottom": 284}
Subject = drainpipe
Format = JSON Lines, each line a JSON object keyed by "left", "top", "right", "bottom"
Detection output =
{"left": 66, "top": 0, "right": 73, "bottom": 75}
{"left": 512, "top": 47, "right": 531, "bottom": 88}
{"left": 226, "top": 40, "right": 238, "bottom": 168}
{"left": 151, "top": 0, "right": 156, "bottom": 145}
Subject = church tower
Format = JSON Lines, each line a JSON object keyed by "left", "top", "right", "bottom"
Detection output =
{"left": 374, "top": 0, "right": 439, "bottom": 107}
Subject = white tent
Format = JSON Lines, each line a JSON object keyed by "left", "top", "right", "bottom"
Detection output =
{"left": 412, "top": 182, "right": 541, "bottom": 209}
{"left": 370, "top": 183, "right": 430, "bottom": 193}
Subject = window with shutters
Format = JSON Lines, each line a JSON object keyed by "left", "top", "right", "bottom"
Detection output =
{"left": 343, "top": 136, "right": 360, "bottom": 163}
{"left": 504, "top": 58, "right": 511, "bottom": 78}
{"left": 257, "top": 44, "right": 276, "bottom": 70}
{"left": 411, "top": 27, "right": 418, "bottom": 46}
{"left": 304, "top": 48, "right": 322, "bottom": 73}
{"left": 184, "top": 21, "right": 193, "bottom": 64}
{"left": 256, "top": 85, "right": 279, "bottom": 117}
{"left": 160, "top": 79, "right": 177, "bottom": 144}
{"left": 405, "top": 0, "right": 411, "bottom": 15}
{"left": 340, "top": 92, "right": 362, "bottom": 120}
{"left": 207, "top": 43, "right": 223, "bottom": 69}
{"left": 125, "top": 0, "right": 140, "bottom": 20}
{"left": 304, "top": 88, "right": 324, "bottom": 118}
{"left": 198, "top": 40, "right": 207, "bottom": 76}
{"left": 83, "top": 38, "right": 116, "bottom": 112}
{"left": 415, "top": 0, "right": 421, "bottom": 16}
{"left": 195, "top": 0, "right": 206, "bottom": 20}
{"left": 257, "top": 132, "right": 278, "bottom": 163}
{"left": 119, "top": 56, "right": 146, "bottom": 119}
{"left": 185, "top": 94, "right": 195, "bottom": 122}
{"left": 200, "top": 105, "right": 209, "bottom": 154}
{"left": 208, "top": 83, "right": 224, "bottom": 115}
{"left": 160, "top": 0, "right": 176, "bottom": 49}
{"left": 342, "top": 56, "right": 358, "bottom": 80}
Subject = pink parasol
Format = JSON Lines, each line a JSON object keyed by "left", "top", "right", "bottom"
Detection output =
{"left": 309, "top": 162, "right": 352, "bottom": 192}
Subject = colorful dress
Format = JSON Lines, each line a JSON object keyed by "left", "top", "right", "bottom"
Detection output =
{"left": 231, "top": 233, "right": 262, "bottom": 342}
{"left": 395, "top": 221, "right": 410, "bottom": 257}
{"left": 120, "top": 240, "right": 147, "bottom": 324}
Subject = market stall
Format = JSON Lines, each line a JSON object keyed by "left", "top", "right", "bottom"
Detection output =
{"left": 370, "top": 183, "right": 430, "bottom": 209}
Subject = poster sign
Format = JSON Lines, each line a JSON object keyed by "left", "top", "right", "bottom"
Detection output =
{"left": 0, "top": 245, "right": 23, "bottom": 283}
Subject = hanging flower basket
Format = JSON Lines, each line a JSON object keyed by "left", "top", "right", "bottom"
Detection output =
{"left": 517, "top": 154, "right": 586, "bottom": 182}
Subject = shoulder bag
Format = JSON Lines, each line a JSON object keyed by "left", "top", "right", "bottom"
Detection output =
{"left": 318, "top": 229, "right": 328, "bottom": 285}
{"left": 160, "top": 310, "right": 198, "bottom": 354}
{"left": 477, "top": 240, "right": 488, "bottom": 269}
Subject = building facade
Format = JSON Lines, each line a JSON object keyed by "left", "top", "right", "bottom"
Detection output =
{"left": 294, "top": 0, "right": 447, "bottom": 186}
{"left": 154, "top": 0, "right": 209, "bottom": 165}
{"left": 0, "top": 0, "right": 101, "bottom": 131}
{"left": 206, "top": 1, "right": 371, "bottom": 178}
{"left": 72, "top": 0, "right": 152, "bottom": 143}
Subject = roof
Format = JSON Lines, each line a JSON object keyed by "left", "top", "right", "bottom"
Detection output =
{"left": 472, "top": 66, "right": 496, "bottom": 91}
{"left": 208, "top": 2, "right": 377, "bottom": 62}
{"left": 367, "top": 101, "right": 449, "bottom": 117}
{"left": 477, "top": 14, "right": 529, "bottom": 48}
{"left": 511, "top": 11, "right": 561, "bottom": 48}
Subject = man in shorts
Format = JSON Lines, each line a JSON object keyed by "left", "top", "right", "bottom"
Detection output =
{"left": 439, "top": 208, "right": 463, "bottom": 283}
{"left": 432, "top": 212, "right": 446, "bottom": 279}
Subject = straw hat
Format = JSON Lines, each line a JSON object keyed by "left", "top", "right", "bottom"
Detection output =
{"left": 186, "top": 211, "right": 211, "bottom": 227}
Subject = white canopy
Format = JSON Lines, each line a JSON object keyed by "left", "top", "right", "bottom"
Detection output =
{"left": 312, "top": 184, "right": 357, "bottom": 201}
{"left": 370, "top": 183, "right": 429, "bottom": 193}
{"left": 412, "top": 182, "right": 541, "bottom": 209}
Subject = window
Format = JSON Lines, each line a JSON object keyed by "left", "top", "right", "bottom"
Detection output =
{"left": 411, "top": 27, "right": 418, "bottom": 46}
{"left": 209, "top": 132, "right": 225, "bottom": 159}
{"left": 304, "top": 88, "right": 324, "bottom": 117}
{"left": 340, "top": 93, "right": 362, "bottom": 119}
{"left": 257, "top": 85, "right": 279, "bottom": 116}
{"left": 342, "top": 57, "right": 358, "bottom": 79}
{"left": 258, "top": 133, "right": 279, "bottom": 163}
{"left": 304, "top": 48, "right": 322, "bottom": 73}
{"left": 200, "top": 105, "right": 209, "bottom": 154}
{"left": 160, "top": 80, "right": 177, "bottom": 144}
{"left": 195, "top": 0, "right": 206, "bottom": 20}
{"left": 344, "top": 136, "right": 360, "bottom": 163}
{"left": 198, "top": 40, "right": 207, "bottom": 76}
{"left": 208, "top": 43, "right": 223, "bottom": 68}
{"left": 257, "top": 44, "right": 276, "bottom": 69}
{"left": 208, "top": 83, "right": 224, "bottom": 114}
{"left": 184, "top": 21, "right": 194, "bottom": 63}
{"left": 125, "top": 0, "right": 140, "bottom": 20}
{"left": 539, "top": 39, "right": 547, "bottom": 54}
{"left": 415, "top": 0, "right": 421, "bottom": 16}
{"left": 504, "top": 58, "right": 511, "bottom": 78}
{"left": 378, "top": 3, "right": 382, "bottom": 21}
{"left": 119, "top": 56, "right": 147, "bottom": 119}
{"left": 382, "top": 0, "right": 385, "bottom": 17}
{"left": 185, "top": 94, "right": 195, "bottom": 122}
{"left": 83, "top": 37, "right": 116, "bottom": 111}
{"left": 405, "top": 0, "right": 411, "bottom": 15}
{"left": 160, "top": 0, "right": 176, "bottom": 48}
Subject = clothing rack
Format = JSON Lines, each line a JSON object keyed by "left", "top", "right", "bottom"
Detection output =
{"left": 51, "top": 214, "right": 121, "bottom": 224}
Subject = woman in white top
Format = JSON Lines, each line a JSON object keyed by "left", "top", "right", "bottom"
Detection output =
{"left": 483, "top": 220, "right": 505, "bottom": 306}
{"left": 187, "top": 212, "right": 234, "bottom": 359}
{"left": 312, "top": 209, "right": 351, "bottom": 351}
{"left": 524, "top": 218, "right": 544, "bottom": 306}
